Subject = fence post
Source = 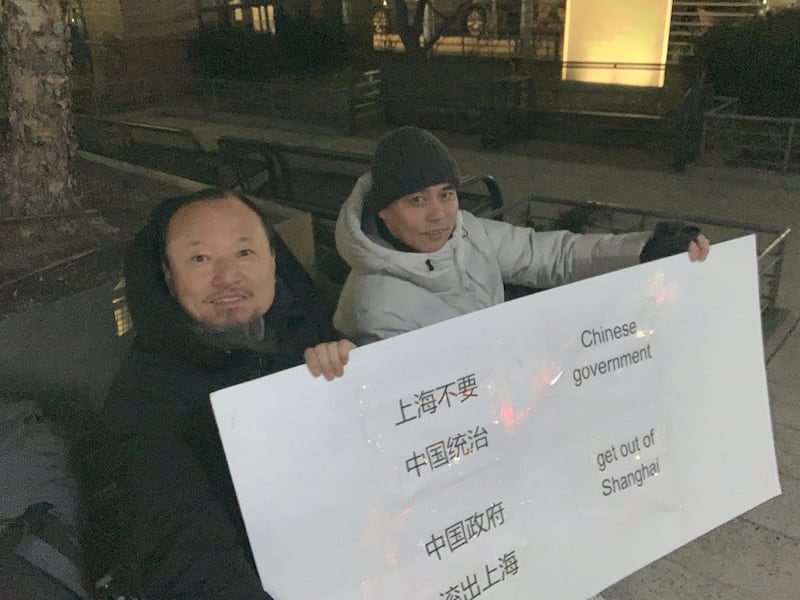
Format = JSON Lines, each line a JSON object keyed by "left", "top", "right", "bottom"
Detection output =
{"left": 784, "top": 122, "right": 795, "bottom": 175}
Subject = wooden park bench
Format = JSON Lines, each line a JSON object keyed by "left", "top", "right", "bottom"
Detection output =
{"left": 216, "top": 136, "right": 504, "bottom": 223}
{"left": 74, "top": 115, "right": 219, "bottom": 184}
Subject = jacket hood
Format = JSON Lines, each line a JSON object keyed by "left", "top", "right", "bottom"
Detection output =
{"left": 335, "top": 173, "right": 467, "bottom": 294}
{"left": 123, "top": 216, "right": 326, "bottom": 371}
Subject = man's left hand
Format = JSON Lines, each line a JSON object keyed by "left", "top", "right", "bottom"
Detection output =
{"left": 640, "top": 221, "right": 711, "bottom": 263}
{"left": 304, "top": 340, "right": 356, "bottom": 381}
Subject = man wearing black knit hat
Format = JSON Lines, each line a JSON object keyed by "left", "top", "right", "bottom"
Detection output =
{"left": 333, "top": 126, "right": 710, "bottom": 345}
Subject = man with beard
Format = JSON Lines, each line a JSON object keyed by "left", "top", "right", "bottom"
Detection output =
{"left": 85, "top": 189, "right": 352, "bottom": 599}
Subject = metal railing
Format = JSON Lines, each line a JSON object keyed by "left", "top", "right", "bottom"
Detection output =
{"left": 701, "top": 96, "right": 800, "bottom": 173}
{"left": 485, "top": 195, "right": 790, "bottom": 314}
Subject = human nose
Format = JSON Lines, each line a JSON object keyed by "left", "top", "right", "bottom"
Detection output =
{"left": 211, "top": 257, "right": 241, "bottom": 286}
{"left": 427, "top": 198, "right": 446, "bottom": 221}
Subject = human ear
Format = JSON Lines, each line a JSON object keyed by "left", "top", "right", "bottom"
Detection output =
{"left": 162, "top": 262, "right": 176, "bottom": 296}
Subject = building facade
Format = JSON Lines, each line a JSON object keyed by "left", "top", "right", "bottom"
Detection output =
{"left": 372, "top": 0, "right": 769, "bottom": 64}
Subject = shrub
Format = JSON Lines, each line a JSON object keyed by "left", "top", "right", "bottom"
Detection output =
{"left": 695, "top": 8, "right": 800, "bottom": 117}
{"left": 187, "top": 13, "right": 351, "bottom": 81}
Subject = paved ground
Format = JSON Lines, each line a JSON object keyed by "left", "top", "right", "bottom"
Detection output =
{"left": 4, "top": 110, "right": 799, "bottom": 598}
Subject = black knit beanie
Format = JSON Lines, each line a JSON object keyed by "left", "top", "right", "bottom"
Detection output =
{"left": 364, "top": 126, "right": 460, "bottom": 216}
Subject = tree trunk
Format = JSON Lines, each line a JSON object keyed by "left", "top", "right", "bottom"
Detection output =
{"left": 393, "top": 0, "right": 426, "bottom": 57}
{"left": 391, "top": 0, "right": 474, "bottom": 57}
{"left": 342, "top": 0, "right": 373, "bottom": 48}
{"left": 0, "top": 0, "right": 78, "bottom": 218}
{"left": 421, "top": 0, "right": 473, "bottom": 53}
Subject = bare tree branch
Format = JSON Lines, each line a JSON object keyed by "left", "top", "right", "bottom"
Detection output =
{"left": 423, "top": 0, "right": 473, "bottom": 52}
{"left": 389, "top": 0, "right": 474, "bottom": 57}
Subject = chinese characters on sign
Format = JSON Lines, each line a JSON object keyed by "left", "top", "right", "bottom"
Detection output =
{"left": 405, "top": 425, "right": 489, "bottom": 477}
{"left": 439, "top": 551, "right": 520, "bottom": 599}
{"left": 395, "top": 373, "right": 479, "bottom": 426}
{"left": 426, "top": 501, "right": 506, "bottom": 560}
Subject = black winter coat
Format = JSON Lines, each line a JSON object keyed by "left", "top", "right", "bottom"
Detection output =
{"left": 87, "top": 218, "right": 333, "bottom": 599}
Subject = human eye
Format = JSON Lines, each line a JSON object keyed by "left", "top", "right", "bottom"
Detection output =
{"left": 190, "top": 254, "right": 208, "bottom": 263}
{"left": 406, "top": 195, "right": 426, "bottom": 205}
{"left": 238, "top": 248, "right": 255, "bottom": 257}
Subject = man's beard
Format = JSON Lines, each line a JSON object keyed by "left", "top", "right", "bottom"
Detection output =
{"left": 191, "top": 312, "right": 275, "bottom": 352}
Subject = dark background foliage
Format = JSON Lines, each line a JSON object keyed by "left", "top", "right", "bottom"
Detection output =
{"left": 696, "top": 8, "right": 800, "bottom": 117}
{"left": 186, "top": 12, "right": 351, "bottom": 81}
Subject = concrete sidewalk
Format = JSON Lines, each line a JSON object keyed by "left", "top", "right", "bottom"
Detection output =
{"left": 26, "top": 110, "right": 800, "bottom": 597}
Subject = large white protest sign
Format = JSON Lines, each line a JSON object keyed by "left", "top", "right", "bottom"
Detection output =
{"left": 211, "top": 236, "right": 780, "bottom": 600}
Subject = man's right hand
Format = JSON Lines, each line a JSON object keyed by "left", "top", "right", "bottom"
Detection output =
{"left": 304, "top": 340, "right": 355, "bottom": 381}
{"left": 688, "top": 234, "right": 711, "bottom": 262}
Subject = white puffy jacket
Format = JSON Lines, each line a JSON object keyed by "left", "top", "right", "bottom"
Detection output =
{"left": 333, "top": 174, "right": 651, "bottom": 345}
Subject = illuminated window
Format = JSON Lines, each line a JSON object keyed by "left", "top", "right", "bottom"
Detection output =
{"left": 341, "top": 0, "right": 351, "bottom": 25}
{"left": 252, "top": 4, "right": 276, "bottom": 33}
{"left": 228, "top": 1, "right": 275, "bottom": 33}
{"left": 252, "top": 5, "right": 265, "bottom": 31}
{"left": 229, "top": 0, "right": 243, "bottom": 22}
{"left": 112, "top": 278, "right": 133, "bottom": 337}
